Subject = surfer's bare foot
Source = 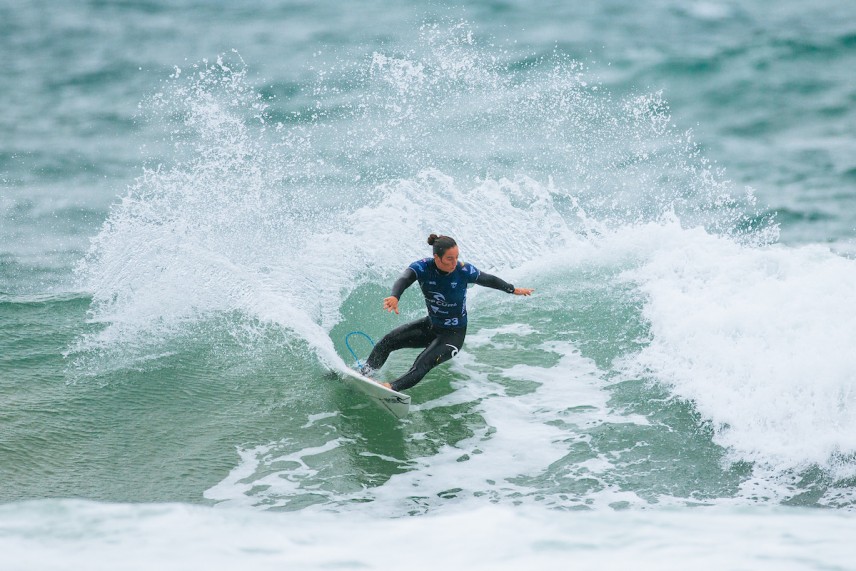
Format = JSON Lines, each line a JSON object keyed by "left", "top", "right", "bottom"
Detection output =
{"left": 378, "top": 381, "right": 392, "bottom": 389}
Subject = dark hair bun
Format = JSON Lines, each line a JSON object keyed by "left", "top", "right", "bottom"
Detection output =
{"left": 428, "top": 234, "right": 457, "bottom": 257}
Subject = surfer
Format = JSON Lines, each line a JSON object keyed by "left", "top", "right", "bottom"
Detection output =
{"left": 361, "top": 234, "right": 533, "bottom": 391}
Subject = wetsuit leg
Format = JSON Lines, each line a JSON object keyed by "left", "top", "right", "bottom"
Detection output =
{"left": 362, "top": 317, "right": 434, "bottom": 374}
{"left": 390, "top": 327, "right": 466, "bottom": 392}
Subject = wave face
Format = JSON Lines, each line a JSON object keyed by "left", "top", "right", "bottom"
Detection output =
{"left": 58, "top": 22, "right": 853, "bottom": 516}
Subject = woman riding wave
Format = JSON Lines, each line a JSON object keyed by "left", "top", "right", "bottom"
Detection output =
{"left": 361, "top": 234, "right": 533, "bottom": 391}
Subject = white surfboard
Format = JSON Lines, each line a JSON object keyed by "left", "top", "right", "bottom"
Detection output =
{"left": 337, "top": 367, "right": 411, "bottom": 418}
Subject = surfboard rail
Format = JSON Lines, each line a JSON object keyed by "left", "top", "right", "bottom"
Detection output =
{"left": 336, "top": 367, "right": 411, "bottom": 418}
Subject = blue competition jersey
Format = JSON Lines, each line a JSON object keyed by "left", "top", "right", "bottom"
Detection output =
{"left": 408, "top": 258, "right": 481, "bottom": 329}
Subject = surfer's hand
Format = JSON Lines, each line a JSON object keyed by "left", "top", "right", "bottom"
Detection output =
{"left": 383, "top": 296, "right": 400, "bottom": 314}
{"left": 513, "top": 288, "right": 534, "bottom": 296}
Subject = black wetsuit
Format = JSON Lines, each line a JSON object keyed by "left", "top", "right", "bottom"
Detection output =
{"left": 363, "top": 258, "right": 515, "bottom": 392}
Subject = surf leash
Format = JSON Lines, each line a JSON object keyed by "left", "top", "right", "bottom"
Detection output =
{"left": 345, "top": 331, "right": 375, "bottom": 369}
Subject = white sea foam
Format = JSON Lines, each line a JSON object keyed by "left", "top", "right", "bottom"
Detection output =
{"left": 2, "top": 499, "right": 855, "bottom": 571}
{"left": 206, "top": 333, "right": 660, "bottom": 513}
{"left": 610, "top": 221, "right": 856, "bottom": 479}
{"left": 459, "top": 219, "right": 856, "bottom": 496}
{"left": 459, "top": 217, "right": 856, "bottom": 486}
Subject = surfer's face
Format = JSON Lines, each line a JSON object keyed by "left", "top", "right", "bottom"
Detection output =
{"left": 434, "top": 245, "right": 459, "bottom": 273}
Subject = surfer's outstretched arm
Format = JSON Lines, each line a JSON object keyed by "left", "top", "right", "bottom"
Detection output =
{"left": 475, "top": 272, "right": 534, "bottom": 296}
{"left": 383, "top": 268, "right": 417, "bottom": 314}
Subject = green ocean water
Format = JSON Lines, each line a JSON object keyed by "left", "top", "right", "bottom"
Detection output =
{"left": 2, "top": 1, "right": 856, "bottom": 568}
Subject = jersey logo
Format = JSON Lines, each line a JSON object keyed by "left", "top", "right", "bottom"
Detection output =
{"left": 428, "top": 291, "right": 456, "bottom": 315}
{"left": 428, "top": 291, "right": 457, "bottom": 306}
{"left": 428, "top": 292, "right": 450, "bottom": 315}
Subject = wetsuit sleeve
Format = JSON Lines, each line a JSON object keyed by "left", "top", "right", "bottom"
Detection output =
{"left": 390, "top": 268, "right": 417, "bottom": 299}
{"left": 475, "top": 271, "right": 515, "bottom": 294}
